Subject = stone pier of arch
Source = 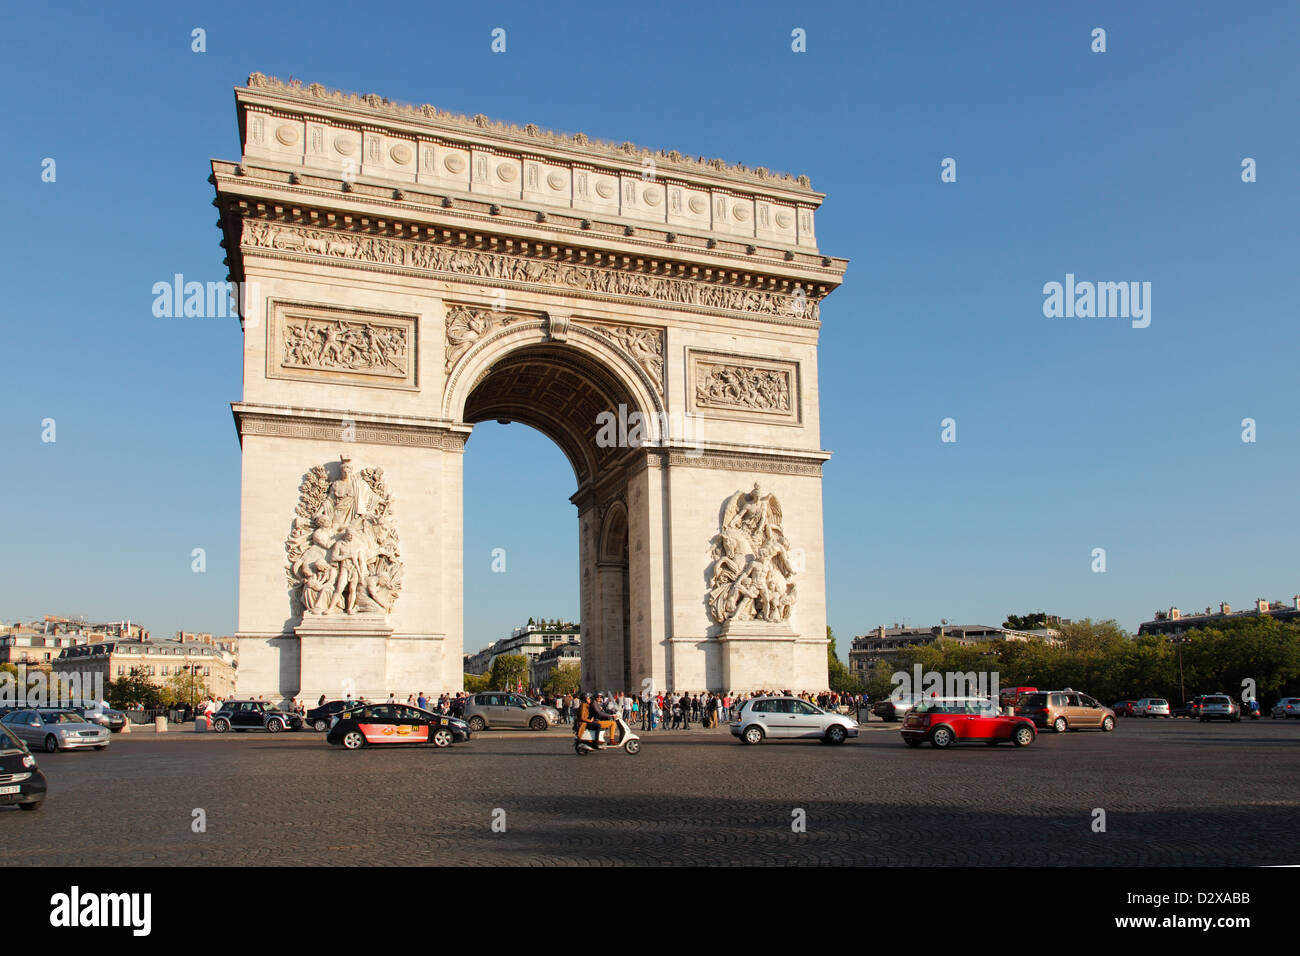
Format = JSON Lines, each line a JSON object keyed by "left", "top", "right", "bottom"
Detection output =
{"left": 213, "top": 74, "right": 847, "bottom": 703}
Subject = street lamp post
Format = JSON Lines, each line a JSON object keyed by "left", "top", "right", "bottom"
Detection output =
{"left": 1168, "top": 634, "right": 1191, "bottom": 703}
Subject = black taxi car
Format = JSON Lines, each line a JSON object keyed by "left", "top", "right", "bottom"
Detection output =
{"left": 0, "top": 722, "right": 48, "bottom": 811}
{"left": 326, "top": 702, "right": 470, "bottom": 750}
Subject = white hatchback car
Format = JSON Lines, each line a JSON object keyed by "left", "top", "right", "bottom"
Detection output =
{"left": 1134, "top": 698, "right": 1171, "bottom": 717}
{"left": 731, "top": 696, "right": 859, "bottom": 745}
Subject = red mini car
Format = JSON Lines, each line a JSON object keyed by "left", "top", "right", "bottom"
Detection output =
{"left": 900, "top": 697, "right": 1037, "bottom": 749}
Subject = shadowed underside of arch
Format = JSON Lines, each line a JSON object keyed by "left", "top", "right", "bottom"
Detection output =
{"left": 462, "top": 343, "right": 643, "bottom": 487}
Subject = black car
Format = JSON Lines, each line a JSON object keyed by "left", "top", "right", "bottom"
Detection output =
{"left": 211, "top": 700, "right": 303, "bottom": 734}
{"left": 326, "top": 703, "right": 470, "bottom": 750}
{"left": 305, "top": 699, "right": 354, "bottom": 732}
{"left": 0, "top": 723, "right": 48, "bottom": 812}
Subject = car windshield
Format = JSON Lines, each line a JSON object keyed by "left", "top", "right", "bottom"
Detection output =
{"left": 40, "top": 711, "right": 86, "bottom": 724}
{"left": 0, "top": 725, "right": 26, "bottom": 752}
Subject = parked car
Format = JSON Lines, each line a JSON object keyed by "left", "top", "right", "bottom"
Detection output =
{"left": 0, "top": 723, "right": 47, "bottom": 811}
{"left": 0, "top": 709, "right": 111, "bottom": 753}
{"left": 1112, "top": 700, "right": 1136, "bottom": 717}
{"left": 1270, "top": 697, "right": 1300, "bottom": 719}
{"left": 211, "top": 700, "right": 303, "bottom": 734}
{"left": 1199, "top": 695, "right": 1240, "bottom": 722}
{"left": 731, "top": 696, "right": 859, "bottom": 745}
{"left": 461, "top": 693, "right": 558, "bottom": 731}
{"left": 1014, "top": 690, "right": 1116, "bottom": 733}
{"left": 305, "top": 700, "right": 355, "bottom": 732}
{"left": 1172, "top": 700, "right": 1196, "bottom": 718}
{"left": 871, "top": 694, "right": 921, "bottom": 722}
{"left": 900, "top": 697, "right": 1037, "bottom": 749}
{"left": 326, "top": 703, "right": 470, "bottom": 750}
{"left": 1134, "top": 698, "right": 1171, "bottom": 718}
{"left": 67, "top": 700, "right": 127, "bottom": 733}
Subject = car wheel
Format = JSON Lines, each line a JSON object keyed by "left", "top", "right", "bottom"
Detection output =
{"left": 213, "top": 719, "right": 230, "bottom": 733}
{"left": 742, "top": 725, "right": 764, "bottom": 745}
{"left": 95, "top": 745, "right": 107, "bottom": 751}
{"left": 342, "top": 730, "right": 365, "bottom": 750}
{"left": 1102, "top": 716, "right": 1115, "bottom": 732}
{"left": 313, "top": 719, "right": 329, "bottom": 732}
{"left": 266, "top": 719, "right": 282, "bottom": 734}
{"left": 826, "top": 725, "right": 847, "bottom": 745}
{"left": 18, "top": 801, "right": 42, "bottom": 812}
{"left": 930, "top": 726, "right": 955, "bottom": 748}
{"left": 625, "top": 738, "right": 641, "bottom": 755}
{"left": 1053, "top": 717, "right": 1068, "bottom": 733}
{"left": 468, "top": 716, "right": 486, "bottom": 732}
{"left": 1012, "top": 725, "right": 1034, "bottom": 747}
{"left": 44, "top": 735, "right": 59, "bottom": 753}
{"left": 903, "top": 738, "right": 922, "bottom": 747}
{"left": 529, "top": 716, "right": 548, "bottom": 731}
{"left": 431, "top": 728, "right": 454, "bottom": 748}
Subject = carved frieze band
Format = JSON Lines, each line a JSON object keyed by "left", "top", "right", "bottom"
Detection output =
{"left": 242, "top": 220, "right": 819, "bottom": 323}
{"left": 236, "top": 409, "right": 466, "bottom": 451}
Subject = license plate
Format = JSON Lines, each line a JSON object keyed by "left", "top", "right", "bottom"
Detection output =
{"left": 0, "top": 785, "right": 20, "bottom": 795}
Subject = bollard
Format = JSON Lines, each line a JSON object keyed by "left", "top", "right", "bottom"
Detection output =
{"left": 154, "top": 716, "right": 168, "bottom": 734}
{"left": 194, "top": 715, "right": 210, "bottom": 733}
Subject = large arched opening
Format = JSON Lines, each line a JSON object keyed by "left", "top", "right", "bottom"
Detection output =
{"left": 458, "top": 337, "right": 651, "bottom": 693}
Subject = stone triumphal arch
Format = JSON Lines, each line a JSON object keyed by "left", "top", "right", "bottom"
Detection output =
{"left": 213, "top": 75, "right": 846, "bottom": 703}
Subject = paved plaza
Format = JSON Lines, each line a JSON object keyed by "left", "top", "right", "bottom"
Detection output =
{"left": 5, "top": 717, "right": 1298, "bottom": 867}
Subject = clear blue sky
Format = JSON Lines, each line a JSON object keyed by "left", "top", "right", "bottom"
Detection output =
{"left": 1, "top": 2, "right": 1296, "bottom": 653}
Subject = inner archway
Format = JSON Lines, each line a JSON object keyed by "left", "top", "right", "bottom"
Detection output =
{"left": 462, "top": 341, "right": 644, "bottom": 692}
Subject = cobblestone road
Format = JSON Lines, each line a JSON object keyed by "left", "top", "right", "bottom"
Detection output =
{"left": 5, "top": 717, "right": 1298, "bottom": 866}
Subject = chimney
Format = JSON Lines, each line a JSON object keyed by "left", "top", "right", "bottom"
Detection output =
{"left": 1294, "top": 595, "right": 1299, "bottom": 611}
{"left": 1220, "top": 602, "right": 1231, "bottom": 615}
{"left": 1257, "top": 598, "right": 1269, "bottom": 613}
{"left": 1169, "top": 607, "right": 1181, "bottom": 620}
{"left": 877, "top": 625, "right": 886, "bottom": 640}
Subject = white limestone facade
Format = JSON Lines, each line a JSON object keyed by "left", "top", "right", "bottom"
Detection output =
{"left": 213, "top": 74, "right": 847, "bottom": 703}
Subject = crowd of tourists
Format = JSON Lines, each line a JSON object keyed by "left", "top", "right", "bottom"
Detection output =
{"left": 331, "top": 688, "right": 867, "bottom": 730}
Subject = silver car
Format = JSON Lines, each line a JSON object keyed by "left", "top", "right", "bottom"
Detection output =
{"left": 731, "top": 696, "right": 859, "bottom": 745}
{"left": 1199, "top": 695, "right": 1240, "bottom": 722}
{"left": 461, "top": 692, "right": 558, "bottom": 731}
{"left": 0, "top": 709, "right": 111, "bottom": 753}
{"left": 1271, "top": 697, "right": 1300, "bottom": 719}
{"left": 1134, "top": 698, "right": 1170, "bottom": 717}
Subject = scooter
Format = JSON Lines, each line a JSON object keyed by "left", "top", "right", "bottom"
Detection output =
{"left": 574, "top": 713, "right": 641, "bottom": 755}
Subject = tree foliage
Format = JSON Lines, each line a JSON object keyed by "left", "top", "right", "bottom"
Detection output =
{"left": 543, "top": 661, "right": 581, "bottom": 696}
{"left": 489, "top": 654, "right": 529, "bottom": 691}
{"left": 878, "top": 616, "right": 1300, "bottom": 705}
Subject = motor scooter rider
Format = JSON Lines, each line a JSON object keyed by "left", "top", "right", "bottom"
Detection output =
{"left": 588, "top": 692, "right": 619, "bottom": 746}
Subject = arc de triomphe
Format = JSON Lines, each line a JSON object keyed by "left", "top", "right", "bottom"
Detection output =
{"left": 212, "top": 75, "right": 846, "bottom": 702}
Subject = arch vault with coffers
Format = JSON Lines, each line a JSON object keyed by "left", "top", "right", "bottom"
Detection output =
{"left": 213, "top": 74, "right": 848, "bottom": 703}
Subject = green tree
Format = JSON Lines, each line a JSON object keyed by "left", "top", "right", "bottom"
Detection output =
{"left": 106, "top": 672, "right": 163, "bottom": 709}
{"left": 166, "top": 670, "right": 210, "bottom": 708}
{"left": 463, "top": 671, "right": 491, "bottom": 693}
{"left": 825, "top": 627, "right": 863, "bottom": 694}
{"left": 489, "top": 654, "right": 529, "bottom": 691}
{"left": 543, "top": 661, "right": 581, "bottom": 696}
{"left": 1003, "top": 612, "right": 1051, "bottom": 631}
